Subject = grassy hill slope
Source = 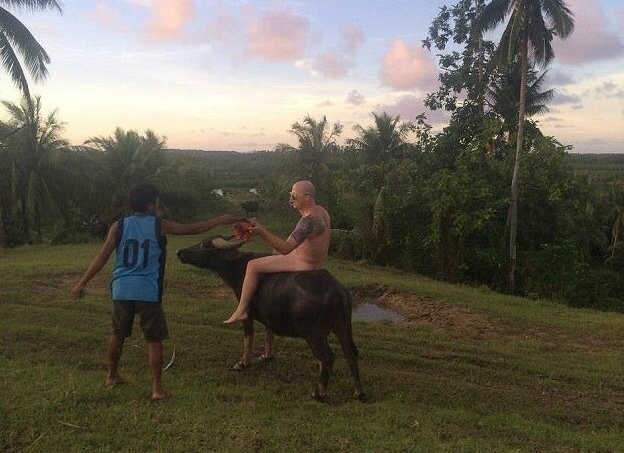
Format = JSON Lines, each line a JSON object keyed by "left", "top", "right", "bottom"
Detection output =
{"left": 1, "top": 233, "right": 623, "bottom": 451}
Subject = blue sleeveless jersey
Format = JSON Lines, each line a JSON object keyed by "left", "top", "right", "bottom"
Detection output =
{"left": 111, "top": 215, "right": 167, "bottom": 303}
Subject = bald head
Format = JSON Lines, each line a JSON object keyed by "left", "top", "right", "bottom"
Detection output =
{"left": 293, "top": 180, "right": 316, "bottom": 199}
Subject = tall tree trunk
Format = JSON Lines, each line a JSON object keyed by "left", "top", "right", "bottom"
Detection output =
{"left": 612, "top": 214, "right": 621, "bottom": 258}
{"left": 509, "top": 34, "right": 528, "bottom": 293}
{"left": 34, "top": 198, "right": 41, "bottom": 243}
{"left": 474, "top": 0, "right": 485, "bottom": 118}
{"left": 20, "top": 185, "right": 30, "bottom": 244}
{"left": 0, "top": 201, "right": 6, "bottom": 248}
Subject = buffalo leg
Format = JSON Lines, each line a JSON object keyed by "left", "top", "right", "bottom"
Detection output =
{"left": 305, "top": 336, "right": 335, "bottom": 399}
{"left": 334, "top": 323, "right": 364, "bottom": 398}
{"left": 264, "top": 328, "right": 275, "bottom": 359}
{"left": 235, "top": 319, "right": 255, "bottom": 369}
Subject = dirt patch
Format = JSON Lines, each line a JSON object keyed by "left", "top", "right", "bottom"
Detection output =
{"left": 348, "top": 284, "right": 623, "bottom": 352}
{"left": 166, "top": 280, "right": 236, "bottom": 301}
{"left": 28, "top": 271, "right": 237, "bottom": 302}
{"left": 29, "top": 272, "right": 109, "bottom": 297}
{"left": 349, "top": 284, "right": 505, "bottom": 340}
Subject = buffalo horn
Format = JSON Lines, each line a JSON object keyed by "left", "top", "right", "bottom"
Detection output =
{"left": 211, "top": 237, "right": 245, "bottom": 249}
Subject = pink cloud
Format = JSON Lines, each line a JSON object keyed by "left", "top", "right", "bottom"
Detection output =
{"left": 346, "top": 90, "right": 365, "bottom": 106}
{"left": 375, "top": 95, "right": 449, "bottom": 124}
{"left": 343, "top": 24, "right": 364, "bottom": 53}
{"left": 313, "top": 50, "right": 349, "bottom": 78}
{"left": 145, "top": 0, "right": 195, "bottom": 41}
{"left": 206, "top": 11, "right": 240, "bottom": 46}
{"left": 90, "top": 2, "right": 126, "bottom": 32}
{"left": 554, "top": 0, "right": 624, "bottom": 64}
{"left": 379, "top": 39, "right": 438, "bottom": 91}
{"left": 247, "top": 6, "right": 310, "bottom": 61}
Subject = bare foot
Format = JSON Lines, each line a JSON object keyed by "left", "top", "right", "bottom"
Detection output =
{"left": 223, "top": 312, "right": 248, "bottom": 324}
{"left": 104, "top": 376, "right": 126, "bottom": 387}
{"left": 151, "top": 389, "right": 170, "bottom": 401}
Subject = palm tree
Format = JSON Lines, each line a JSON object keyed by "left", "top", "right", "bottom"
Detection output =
{"left": 0, "top": 0, "right": 62, "bottom": 97}
{"left": 479, "top": 0, "right": 574, "bottom": 291}
{"left": 488, "top": 64, "right": 553, "bottom": 130}
{"left": 347, "top": 112, "right": 412, "bottom": 164}
{"left": 281, "top": 116, "right": 342, "bottom": 186}
{"left": 84, "top": 128, "right": 179, "bottom": 223}
{"left": 2, "top": 94, "right": 70, "bottom": 242}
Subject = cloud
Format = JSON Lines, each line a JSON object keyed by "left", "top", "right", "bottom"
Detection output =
{"left": 317, "top": 100, "right": 333, "bottom": 107}
{"left": 346, "top": 90, "right": 365, "bottom": 106}
{"left": 542, "top": 116, "right": 564, "bottom": 123}
{"left": 374, "top": 95, "right": 449, "bottom": 123}
{"left": 342, "top": 24, "right": 364, "bottom": 53}
{"left": 546, "top": 69, "right": 575, "bottom": 87}
{"left": 554, "top": 0, "right": 624, "bottom": 64}
{"left": 205, "top": 10, "right": 241, "bottom": 48}
{"left": 295, "top": 25, "right": 363, "bottom": 79}
{"left": 379, "top": 39, "right": 438, "bottom": 91}
{"left": 594, "top": 81, "right": 624, "bottom": 98}
{"left": 314, "top": 50, "right": 350, "bottom": 78}
{"left": 551, "top": 91, "right": 582, "bottom": 106}
{"left": 143, "top": 0, "right": 195, "bottom": 41}
{"left": 247, "top": 6, "right": 311, "bottom": 61}
{"left": 90, "top": 2, "right": 125, "bottom": 32}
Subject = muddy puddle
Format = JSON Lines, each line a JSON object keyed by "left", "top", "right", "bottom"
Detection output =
{"left": 352, "top": 300, "right": 406, "bottom": 323}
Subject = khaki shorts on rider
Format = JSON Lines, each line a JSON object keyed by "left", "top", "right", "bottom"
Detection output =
{"left": 112, "top": 300, "right": 169, "bottom": 342}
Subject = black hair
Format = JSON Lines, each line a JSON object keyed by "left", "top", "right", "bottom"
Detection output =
{"left": 129, "top": 184, "right": 159, "bottom": 212}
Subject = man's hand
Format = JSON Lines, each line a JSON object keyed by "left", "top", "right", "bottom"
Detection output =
{"left": 249, "top": 218, "right": 266, "bottom": 235}
{"left": 70, "top": 282, "right": 85, "bottom": 300}
{"left": 219, "top": 214, "right": 236, "bottom": 225}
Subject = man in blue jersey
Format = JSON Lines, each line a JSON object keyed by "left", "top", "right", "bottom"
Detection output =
{"left": 70, "top": 184, "right": 234, "bottom": 401}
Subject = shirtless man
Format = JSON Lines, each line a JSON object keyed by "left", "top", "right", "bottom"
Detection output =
{"left": 223, "top": 180, "right": 331, "bottom": 324}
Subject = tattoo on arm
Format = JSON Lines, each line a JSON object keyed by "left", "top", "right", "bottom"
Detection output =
{"left": 289, "top": 215, "right": 326, "bottom": 245}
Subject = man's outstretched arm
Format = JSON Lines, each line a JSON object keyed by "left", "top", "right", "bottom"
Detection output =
{"left": 161, "top": 214, "right": 234, "bottom": 235}
{"left": 255, "top": 227, "right": 298, "bottom": 255}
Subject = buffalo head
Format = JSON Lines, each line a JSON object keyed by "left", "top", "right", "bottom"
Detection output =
{"left": 176, "top": 235, "right": 246, "bottom": 270}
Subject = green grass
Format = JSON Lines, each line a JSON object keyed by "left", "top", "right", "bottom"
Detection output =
{"left": 1, "top": 233, "right": 624, "bottom": 452}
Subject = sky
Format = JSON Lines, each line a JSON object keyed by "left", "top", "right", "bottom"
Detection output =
{"left": 0, "top": 0, "right": 623, "bottom": 153}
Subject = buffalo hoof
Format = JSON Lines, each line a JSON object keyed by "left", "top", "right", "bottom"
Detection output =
{"left": 354, "top": 391, "right": 369, "bottom": 402}
{"left": 258, "top": 354, "right": 275, "bottom": 362}
{"left": 310, "top": 389, "right": 327, "bottom": 402}
{"left": 231, "top": 361, "right": 250, "bottom": 371}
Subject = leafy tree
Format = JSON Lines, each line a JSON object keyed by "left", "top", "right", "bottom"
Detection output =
{"left": 0, "top": 0, "right": 62, "bottom": 96}
{"left": 347, "top": 112, "right": 413, "bottom": 164}
{"left": 606, "top": 181, "right": 624, "bottom": 259}
{"left": 278, "top": 116, "right": 342, "bottom": 187}
{"left": 423, "top": 0, "right": 495, "bottom": 118}
{"left": 487, "top": 63, "right": 552, "bottom": 131}
{"left": 1, "top": 95, "right": 70, "bottom": 242}
{"left": 83, "top": 128, "right": 177, "bottom": 222}
{"left": 478, "top": 0, "right": 574, "bottom": 291}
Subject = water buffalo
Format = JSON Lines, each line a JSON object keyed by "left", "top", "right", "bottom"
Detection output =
{"left": 176, "top": 236, "right": 364, "bottom": 400}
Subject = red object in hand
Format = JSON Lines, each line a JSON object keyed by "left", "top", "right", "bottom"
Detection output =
{"left": 233, "top": 219, "right": 255, "bottom": 241}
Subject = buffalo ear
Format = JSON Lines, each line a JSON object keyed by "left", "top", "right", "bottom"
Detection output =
{"left": 211, "top": 237, "right": 245, "bottom": 250}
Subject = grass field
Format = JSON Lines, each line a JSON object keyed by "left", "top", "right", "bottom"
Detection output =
{"left": 1, "top": 230, "right": 624, "bottom": 452}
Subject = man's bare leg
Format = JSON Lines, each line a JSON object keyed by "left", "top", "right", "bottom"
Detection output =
{"left": 148, "top": 341, "right": 169, "bottom": 401}
{"left": 223, "top": 265, "right": 259, "bottom": 324}
{"left": 224, "top": 255, "right": 315, "bottom": 324}
{"left": 105, "top": 334, "right": 126, "bottom": 386}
